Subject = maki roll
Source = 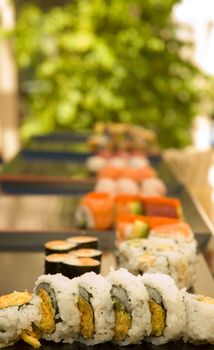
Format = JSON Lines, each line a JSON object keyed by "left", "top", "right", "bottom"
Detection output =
{"left": 34, "top": 274, "right": 79, "bottom": 344}
{"left": 95, "top": 178, "right": 117, "bottom": 195}
{"left": 107, "top": 268, "right": 151, "bottom": 345}
{"left": 86, "top": 156, "right": 107, "bottom": 174}
{"left": 66, "top": 235, "right": 98, "bottom": 249}
{"left": 116, "top": 178, "right": 140, "bottom": 195}
{"left": 44, "top": 240, "right": 77, "bottom": 255}
{"left": 141, "top": 178, "right": 167, "bottom": 196}
{"left": 44, "top": 254, "right": 69, "bottom": 274}
{"left": 75, "top": 192, "right": 114, "bottom": 230}
{"left": 149, "top": 222, "right": 194, "bottom": 244}
{"left": 142, "top": 273, "right": 186, "bottom": 345}
{"left": 77, "top": 272, "right": 114, "bottom": 345}
{"left": 115, "top": 194, "right": 144, "bottom": 218}
{"left": 184, "top": 293, "right": 214, "bottom": 344}
{"left": 70, "top": 249, "right": 103, "bottom": 261}
{"left": 141, "top": 196, "right": 183, "bottom": 219}
{"left": 0, "top": 291, "right": 41, "bottom": 348}
{"left": 62, "top": 256, "right": 101, "bottom": 279}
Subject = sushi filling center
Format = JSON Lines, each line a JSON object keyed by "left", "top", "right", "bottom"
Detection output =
{"left": 112, "top": 296, "right": 132, "bottom": 341}
{"left": 78, "top": 296, "right": 94, "bottom": 339}
{"left": 37, "top": 288, "right": 56, "bottom": 334}
{"left": 148, "top": 299, "right": 166, "bottom": 337}
{"left": 0, "top": 291, "right": 32, "bottom": 309}
{"left": 20, "top": 328, "right": 41, "bottom": 349}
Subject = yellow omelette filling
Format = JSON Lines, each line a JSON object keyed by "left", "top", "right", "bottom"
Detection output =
{"left": 78, "top": 296, "right": 94, "bottom": 339}
{"left": 21, "top": 328, "right": 41, "bottom": 349}
{"left": 0, "top": 291, "right": 32, "bottom": 309}
{"left": 149, "top": 299, "right": 166, "bottom": 337}
{"left": 195, "top": 295, "right": 214, "bottom": 304}
{"left": 112, "top": 297, "right": 132, "bottom": 342}
{"left": 0, "top": 291, "right": 41, "bottom": 348}
{"left": 37, "top": 288, "right": 55, "bottom": 334}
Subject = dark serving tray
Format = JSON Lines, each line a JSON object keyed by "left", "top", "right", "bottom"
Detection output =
{"left": 7, "top": 339, "right": 214, "bottom": 350}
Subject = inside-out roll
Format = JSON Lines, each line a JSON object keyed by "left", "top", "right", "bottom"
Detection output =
{"left": 107, "top": 268, "right": 151, "bottom": 345}
{"left": 184, "top": 293, "right": 214, "bottom": 344}
{"left": 0, "top": 291, "right": 41, "bottom": 348}
{"left": 77, "top": 272, "right": 114, "bottom": 345}
{"left": 142, "top": 273, "right": 186, "bottom": 345}
{"left": 34, "top": 274, "right": 79, "bottom": 344}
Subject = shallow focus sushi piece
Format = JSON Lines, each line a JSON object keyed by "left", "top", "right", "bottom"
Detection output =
{"left": 107, "top": 268, "right": 151, "bottom": 345}
{"left": 0, "top": 291, "right": 41, "bottom": 348}
{"left": 141, "top": 196, "right": 183, "bottom": 219}
{"left": 149, "top": 222, "right": 194, "bottom": 243}
{"left": 94, "top": 178, "right": 117, "bottom": 195}
{"left": 75, "top": 192, "right": 114, "bottom": 230}
{"left": 141, "top": 178, "right": 167, "bottom": 196}
{"left": 45, "top": 253, "right": 70, "bottom": 274}
{"left": 77, "top": 272, "right": 114, "bottom": 345}
{"left": 128, "top": 156, "right": 150, "bottom": 169}
{"left": 116, "top": 178, "right": 140, "bottom": 195}
{"left": 86, "top": 156, "right": 107, "bottom": 174}
{"left": 184, "top": 293, "right": 214, "bottom": 344}
{"left": 62, "top": 256, "right": 101, "bottom": 279}
{"left": 142, "top": 273, "right": 186, "bottom": 345}
{"left": 44, "top": 240, "right": 77, "bottom": 255}
{"left": 66, "top": 235, "right": 98, "bottom": 250}
{"left": 34, "top": 274, "right": 79, "bottom": 344}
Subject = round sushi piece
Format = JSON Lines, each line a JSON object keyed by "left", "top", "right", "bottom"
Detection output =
{"left": 34, "top": 274, "right": 79, "bottom": 344}
{"left": 44, "top": 240, "right": 77, "bottom": 255}
{"left": 0, "top": 291, "right": 41, "bottom": 348}
{"left": 129, "top": 156, "right": 149, "bottom": 169}
{"left": 141, "top": 273, "right": 186, "bottom": 345}
{"left": 95, "top": 178, "right": 117, "bottom": 195}
{"left": 70, "top": 249, "right": 103, "bottom": 261}
{"left": 149, "top": 222, "right": 194, "bottom": 244}
{"left": 108, "top": 157, "right": 127, "bottom": 168}
{"left": 184, "top": 293, "right": 214, "bottom": 344}
{"left": 116, "top": 178, "right": 140, "bottom": 195}
{"left": 77, "top": 272, "right": 114, "bottom": 345}
{"left": 44, "top": 253, "right": 69, "bottom": 275}
{"left": 62, "top": 256, "right": 101, "bottom": 279}
{"left": 141, "top": 178, "right": 167, "bottom": 196}
{"left": 86, "top": 156, "right": 107, "bottom": 174}
{"left": 107, "top": 268, "right": 151, "bottom": 345}
{"left": 66, "top": 236, "right": 98, "bottom": 250}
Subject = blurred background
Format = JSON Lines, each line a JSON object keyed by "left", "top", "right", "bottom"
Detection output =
{"left": 1, "top": 0, "right": 214, "bottom": 216}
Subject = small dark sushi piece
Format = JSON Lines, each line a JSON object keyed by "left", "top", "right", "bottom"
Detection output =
{"left": 61, "top": 256, "right": 101, "bottom": 279}
{"left": 66, "top": 235, "right": 98, "bottom": 249}
{"left": 44, "top": 240, "right": 77, "bottom": 255}
{"left": 44, "top": 253, "right": 69, "bottom": 274}
{"left": 70, "top": 248, "right": 103, "bottom": 261}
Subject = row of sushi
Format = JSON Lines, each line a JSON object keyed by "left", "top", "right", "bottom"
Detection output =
{"left": 1, "top": 270, "right": 213, "bottom": 349}
{"left": 44, "top": 236, "right": 103, "bottom": 278}
{"left": 75, "top": 192, "right": 182, "bottom": 230}
{"left": 116, "top": 214, "right": 197, "bottom": 289}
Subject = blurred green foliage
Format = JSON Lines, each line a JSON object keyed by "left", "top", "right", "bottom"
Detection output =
{"left": 14, "top": 0, "right": 202, "bottom": 148}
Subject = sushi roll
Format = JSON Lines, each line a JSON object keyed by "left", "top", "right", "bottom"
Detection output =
{"left": 75, "top": 192, "right": 114, "bottom": 230}
{"left": 95, "top": 178, "right": 117, "bottom": 195}
{"left": 108, "top": 157, "right": 127, "bottom": 168}
{"left": 62, "top": 256, "right": 101, "bottom": 279}
{"left": 184, "top": 293, "right": 214, "bottom": 344}
{"left": 34, "top": 274, "right": 79, "bottom": 344}
{"left": 115, "top": 194, "right": 144, "bottom": 218}
{"left": 0, "top": 291, "right": 41, "bottom": 348}
{"left": 141, "top": 178, "right": 167, "bottom": 196}
{"left": 86, "top": 156, "right": 107, "bottom": 174}
{"left": 141, "top": 196, "right": 183, "bottom": 219}
{"left": 66, "top": 236, "right": 98, "bottom": 249}
{"left": 142, "top": 273, "right": 186, "bottom": 345}
{"left": 116, "top": 178, "right": 140, "bottom": 195}
{"left": 77, "top": 272, "right": 114, "bottom": 345}
{"left": 44, "top": 240, "right": 77, "bottom": 255}
{"left": 45, "top": 253, "right": 69, "bottom": 274}
{"left": 107, "top": 268, "right": 151, "bottom": 345}
{"left": 149, "top": 222, "right": 194, "bottom": 244}
{"left": 128, "top": 156, "right": 149, "bottom": 169}
{"left": 70, "top": 249, "right": 103, "bottom": 261}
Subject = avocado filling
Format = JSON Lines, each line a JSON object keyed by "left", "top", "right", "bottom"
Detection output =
{"left": 78, "top": 296, "right": 94, "bottom": 339}
{"left": 37, "top": 288, "right": 55, "bottom": 334}
{"left": 112, "top": 296, "right": 132, "bottom": 341}
{"left": 149, "top": 299, "right": 166, "bottom": 337}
